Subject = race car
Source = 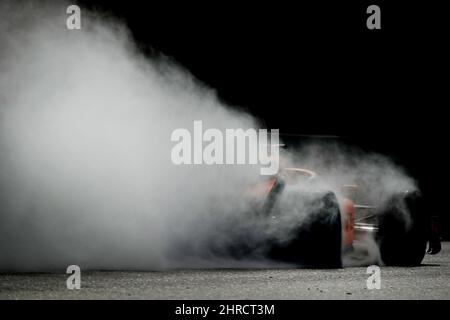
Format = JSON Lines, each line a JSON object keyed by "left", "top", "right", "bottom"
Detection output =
{"left": 228, "top": 167, "right": 441, "bottom": 268}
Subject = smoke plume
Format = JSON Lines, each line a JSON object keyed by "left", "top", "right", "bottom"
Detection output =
{"left": 0, "top": 1, "right": 416, "bottom": 271}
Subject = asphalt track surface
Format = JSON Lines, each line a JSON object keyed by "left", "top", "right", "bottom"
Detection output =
{"left": 1, "top": 243, "right": 449, "bottom": 299}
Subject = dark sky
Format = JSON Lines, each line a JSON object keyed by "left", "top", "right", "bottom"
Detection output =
{"left": 74, "top": 1, "right": 448, "bottom": 162}
{"left": 77, "top": 1, "right": 446, "bottom": 134}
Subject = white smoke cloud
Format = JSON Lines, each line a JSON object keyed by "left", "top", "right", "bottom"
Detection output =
{"left": 0, "top": 1, "right": 417, "bottom": 271}
{"left": 283, "top": 143, "right": 417, "bottom": 205}
{"left": 0, "top": 1, "right": 264, "bottom": 271}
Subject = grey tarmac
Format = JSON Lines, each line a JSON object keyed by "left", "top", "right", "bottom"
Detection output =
{"left": 1, "top": 243, "right": 449, "bottom": 299}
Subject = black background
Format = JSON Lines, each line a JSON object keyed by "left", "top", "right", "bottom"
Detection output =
{"left": 77, "top": 0, "right": 449, "bottom": 236}
{"left": 3, "top": 300, "right": 450, "bottom": 318}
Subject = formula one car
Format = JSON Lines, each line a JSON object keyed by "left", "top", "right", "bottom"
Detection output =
{"left": 224, "top": 167, "right": 440, "bottom": 268}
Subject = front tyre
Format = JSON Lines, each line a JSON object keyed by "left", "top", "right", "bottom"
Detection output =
{"left": 377, "top": 191, "right": 428, "bottom": 266}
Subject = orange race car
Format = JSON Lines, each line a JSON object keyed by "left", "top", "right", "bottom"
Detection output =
{"left": 232, "top": 167, "right": 441, "bottom": 268}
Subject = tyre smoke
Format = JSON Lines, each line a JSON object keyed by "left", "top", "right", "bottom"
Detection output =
{"left": 0, "top": 1, "right": 417, "bottom": 271}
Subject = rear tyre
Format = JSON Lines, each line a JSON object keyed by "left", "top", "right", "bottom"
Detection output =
{"left": 268, "top": 191, "right": 343, "bottom": 268}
